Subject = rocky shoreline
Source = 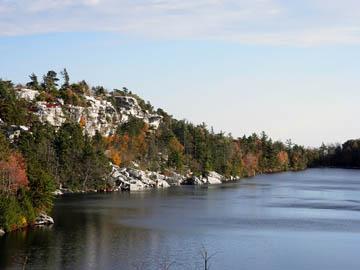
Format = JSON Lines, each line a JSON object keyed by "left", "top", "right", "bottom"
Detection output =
{"left": 54, "top": 165, "right": 241, "bottom": 195}
{"left": 0, "top": 212, "right": 54, "bottom": 236}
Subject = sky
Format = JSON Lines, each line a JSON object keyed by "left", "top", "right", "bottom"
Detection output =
{"left": 1, "top": 0, "right": 360, "bottom": 147}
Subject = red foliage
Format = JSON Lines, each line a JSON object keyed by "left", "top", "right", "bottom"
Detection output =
{"left": 0, "top": 152, "right": 29, "bottom": 195}
{"left": 46, "top": 103, "right": 59, "bottom": 108}
{"left": 244, "top": 152, "right": 258, "bottom": 169}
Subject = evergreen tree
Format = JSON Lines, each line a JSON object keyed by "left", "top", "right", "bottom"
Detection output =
{"left": 26, "top": 73, "right": 40, "bottom": 90}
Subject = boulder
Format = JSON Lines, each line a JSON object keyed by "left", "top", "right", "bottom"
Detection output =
{"left": 35, "top": 213, "right": 54, "bottom": 225}
{"left": 141, "top": 177, "right": 156, "bottom": 186}
{"left": 0, "top": 229, "right": 5, "bottom": 236}
{"left": 184, "top": 176, "right": 203, "bottom": 185}
{"left": 156, "top": 179, "right": 170, "bottom": 188}
{"left": 53, "top": 188, "right": 73, "bottom": 196}
{"left": 205, "top": 171, "right": 225, "bottom": 184}
{"left": 166, "top": 173, "right": 186, "bottom": 186}
{"left": 206, "top": 177, "right": 222, "bottom": 184}
{"left": 129, "top": 179, "right": 147, "bottom": 191}
{"left": 115, "top": 178, "right": 130, "bottom": 191}
{"left": 127, "top": 168, "right": 146, "bottom": 179}
{"left": 53, "top": 189, "right": 63, "bottom": 196}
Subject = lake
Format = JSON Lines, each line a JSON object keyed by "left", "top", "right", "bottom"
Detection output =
{"left": 1, "top": 168, "right": 360, "bottom": 270}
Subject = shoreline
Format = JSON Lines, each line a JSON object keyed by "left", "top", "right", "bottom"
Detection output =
{"left": 0, "top": 167, "right": 308, "bottom": 235}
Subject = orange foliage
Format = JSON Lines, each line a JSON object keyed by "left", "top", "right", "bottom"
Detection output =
{"left": 169, "top": 137, "right": 184, "bottom": 152}
{"left": 134, "top": 132, "right": 147, "bottom": 154}
{"left": 121, "top": 134, "right": 131, "bottom": 152}
{"left": 43, "top": 92, "right": 54, "bottom": 102}
{"left": 65, "top": 89, "right": 74, "bottom": 98}
{"left": 0, "top": 152, "right": 29, "bottom": 195}
{"left": 79, "top": 116, "right": 86, "bottom": 127}
{"left": 277, "top": 151, "right": 289, "bottom": 165}
{"left": 107, "top": 146, "right": 122, "bottom": 166}
{"left": 104, "top": 134, "right": 119, "bottom": 148}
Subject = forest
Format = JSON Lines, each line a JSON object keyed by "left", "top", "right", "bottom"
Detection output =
{"left": 0, "top": 69, "right": 349, "bottom": 232}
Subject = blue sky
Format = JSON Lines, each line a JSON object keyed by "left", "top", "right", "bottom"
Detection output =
{"left": 1, "top": 0, "right": 360, "bottom": 147}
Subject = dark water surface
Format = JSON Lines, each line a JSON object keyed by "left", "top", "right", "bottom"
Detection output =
{"left": 2, "top": 168, "right": 360, "bottom": 269}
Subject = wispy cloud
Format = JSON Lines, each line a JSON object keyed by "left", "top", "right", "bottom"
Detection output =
{"left": 1, "top": 0, "right": 360, "bottom": 46}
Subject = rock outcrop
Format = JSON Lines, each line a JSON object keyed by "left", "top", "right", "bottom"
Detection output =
{"left": 108, "top": 165, "right": 185, "bottom": 191}
{"left": 183, "top": 171, "right": 225, "bottom": 185}
{"left": 115, "top": 96, "right": 162, "bottom": 130}
{"left": 6, "top": 125, "right": 29, "bottom": 142}
{"left": 17, "top": 88, "right": 39, "bottom": 101}
{"left": 53, "top": 188, "right": 74, "bottom": 196}
{"left": 107, "top": 165, "right": 226, "bottom": 191}
{"left": 17, "top": 88, "right": 163, "bottom": 137}
{"left": 35, "top": 213, "right": 54, "bottom": 225}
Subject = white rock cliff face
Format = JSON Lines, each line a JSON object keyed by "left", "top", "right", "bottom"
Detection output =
{"left": 17, "top": 88, "right": 39, "bottom": 101}
{"left": 18, "top": 89, "right": 162, "bottom": 136}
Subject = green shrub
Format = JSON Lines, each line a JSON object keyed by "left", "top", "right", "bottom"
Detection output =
{"left": 0, "top": 195, "right": 23, "bottom": 231}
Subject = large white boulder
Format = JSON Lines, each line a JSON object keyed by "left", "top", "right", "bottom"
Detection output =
{"left": 156, "top": 179, "right": 170, "bottom": 188}
{"left": 53, "top": 188, "right": 74, "bottom": 196}
{"left": 206, "top": 177, "right": 222, "bottom": 184}
{"left": 205, "top": 171, "right": 225, "bottom": 184}
{"left": 129, "top": 179, "right": 147, "bottom": 191}
{"left": 35, "top": 213, "right": 54, "bottom": 225}
{"left": 165, "top": 173, "right": 186, "bottom": 186}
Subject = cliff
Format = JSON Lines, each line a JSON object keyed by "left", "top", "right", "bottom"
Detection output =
{"left": 18, "top": 88, "right": 162, "bottom": 137}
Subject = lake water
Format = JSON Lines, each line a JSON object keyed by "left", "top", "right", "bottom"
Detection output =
{"left": 1, "top": 168, "right": 360, "bottom": 270}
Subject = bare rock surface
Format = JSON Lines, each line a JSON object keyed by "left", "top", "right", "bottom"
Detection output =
{"left": 35, "top": 213, "right": 54, "bottom": 225}
{"left": 16, "top": 88, "right": 163, "bottom": 137}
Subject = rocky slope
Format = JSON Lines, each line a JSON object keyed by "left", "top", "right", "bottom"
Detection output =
{"left": 107, "top": 165, "right": 236, "bottom": 191}
{"left": 54, "top": 164, "right": 230, "bottom": 194}
{"left": 18, "top": 88, "right": 162, "bottom": 137}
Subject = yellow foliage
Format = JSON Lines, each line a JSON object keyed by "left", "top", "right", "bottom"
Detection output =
{"left": 79, "top": 117, "right": 86, "bottom": 127}
{"left": 108, "top": 146, "right": 122, "bottom": 166}
{"left": 22, "top": 217, "right": 27, "bottom": 226}
{"left": 112, "top": 151, "right": 121, "bottom": 166}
